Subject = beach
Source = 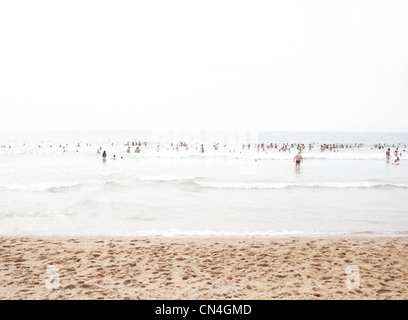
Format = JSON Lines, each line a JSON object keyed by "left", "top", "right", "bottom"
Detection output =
{"left": 1, "top": 131, "right": 407, "bottom": 300}
{"left": 1, "top": 236, "right": 407, "bottom": 300}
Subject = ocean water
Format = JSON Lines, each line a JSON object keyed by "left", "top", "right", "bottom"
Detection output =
{"left": 0, "top": 131, "right": 407, "bottom": 237}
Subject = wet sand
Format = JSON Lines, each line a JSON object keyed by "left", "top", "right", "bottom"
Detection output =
{"left": 0, "top": 236, "right": 407, "bottom": 300}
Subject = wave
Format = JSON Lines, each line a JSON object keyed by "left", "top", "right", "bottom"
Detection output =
{"left": 98, "top": 176, "right": 408, "bottom": 190}
{"left": 0, "top": 182, "right": 84, "bottom": 192}
{"left": 0, "top": 227, "right": 407, "bottom": 237}
{"left": 97, "top": 229, "right": 350, "bottom": 237}
{"left": 0, "top": 178, "right": 407, "bottom": 193}
{"left": 127, "top": 229, "right": 408, "bottom": 237}
{"left": 189, "top": 181, "right": 408, "bottom": 190}
{"left": 100, "top": 174, "right": 408, "bottom": 190}
{"left": 138, "top": 175, "right": 196, "bottom": 182}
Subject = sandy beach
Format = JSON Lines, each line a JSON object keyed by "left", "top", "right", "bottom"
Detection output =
{"left": 0, "top": 236, "right": 407, "bottom": 300}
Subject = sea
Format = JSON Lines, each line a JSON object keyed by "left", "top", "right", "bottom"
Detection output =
{"left": 0, "top": 130, "right": 407, "bottom": 237}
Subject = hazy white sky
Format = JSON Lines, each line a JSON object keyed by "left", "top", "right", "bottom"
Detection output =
{"left": 0, "top": 0, "right": 407, "bottom": 131}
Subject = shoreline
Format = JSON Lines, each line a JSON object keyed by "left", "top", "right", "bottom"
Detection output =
{"left": 1, "top": 236, "right": 407, "bottom": 299}
{"left": 2, "top": 232, "right": 408, "bottom": 239}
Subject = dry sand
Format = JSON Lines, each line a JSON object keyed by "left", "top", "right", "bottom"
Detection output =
{"left": 0, "top": 236, "right": 407, "bottom": 300}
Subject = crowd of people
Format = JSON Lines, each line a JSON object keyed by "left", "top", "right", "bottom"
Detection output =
{"left": 1, "top": 140, "right": 405, "bottom": 168}
{"left": 92, "top": 140, "right": 405, "bottom": 168}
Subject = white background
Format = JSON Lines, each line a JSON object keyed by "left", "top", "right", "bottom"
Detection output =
{"left": 1, "top": 0, "right": 407, "bottom": 131}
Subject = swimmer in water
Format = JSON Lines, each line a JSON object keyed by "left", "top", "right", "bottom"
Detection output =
{"left": 392, "top": 157, "right": 400, "bottom": 165}
{"left": 386, "top": 148, "right": 391, "bottom": 161}
{"left": 293, "top": 152, "right": 303, "bottom": 169}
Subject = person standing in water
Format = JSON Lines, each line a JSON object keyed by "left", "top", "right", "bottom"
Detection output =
{"left": 386, "top": 148, "right": 391, "bottom": 161}
{"left": 102, "top": 150, "right": 107, "bottom": 163}
{"left": 293, "top": 152, "right": 303, "bottom": 169}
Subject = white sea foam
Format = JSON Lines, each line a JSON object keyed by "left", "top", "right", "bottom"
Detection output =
{"left": 138, "top": 175, "right": 197, "bottom": 182}
{"left": 0, "top": 182, "right": 83, "bottom": 192}
{"left": 193, "top": 181, "right": 408, "bottom": 189}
